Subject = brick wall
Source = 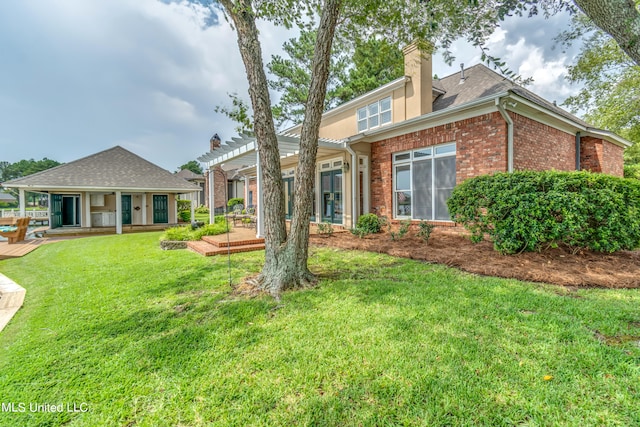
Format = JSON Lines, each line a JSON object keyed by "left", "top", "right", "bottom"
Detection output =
{"left": 512, "top": 114, "right": 576, "bottom": 171}
{"left": 202, "top": 167, "right": 229, "bottom": 210}
{"left": 246, "top": 177, "right": 257, "bottom": 208}
{"left": 370, "top": 112, "right": 508, "bottom": 217}
{"left": 579, "top": 137, "right": 624, "bottom": 177}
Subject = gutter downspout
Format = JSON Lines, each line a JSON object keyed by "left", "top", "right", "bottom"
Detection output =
{"left": 496, "top": 98, "right": 514, "bottom": 172}
{"left": 575, "top": 132, "right": 581, "bottom": 171}
{"left": 345, "top": 142, "right": 358, "bottom": 228}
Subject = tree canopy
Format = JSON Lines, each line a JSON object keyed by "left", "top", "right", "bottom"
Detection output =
{"left": 177, "top": 160, "right": 204, "bottom": 175}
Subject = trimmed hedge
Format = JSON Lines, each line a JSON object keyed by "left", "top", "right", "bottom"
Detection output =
{"left": 447, "top": 171, "right": 640, "bottom": 254}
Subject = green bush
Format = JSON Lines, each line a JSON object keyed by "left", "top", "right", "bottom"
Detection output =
{"left": 178, "top": 210, "right": 191, "bottom": 222}
{"left": 161, "top": 219, "right": 230, "bottom": 241}
{"left": 356, "top": 213, "right": 382, "bottom": 234}
{"left": 448, "top": 170, "right": 640, "bottom": 254}
{"left": 317, "top": 221, "right": 334, "bottom": 237}
{"left": 227, "top": 198, "right": 244, "bottom": 208}
{"left": 177, "top": 199, "right": 191, "bottom": 211}
{"left": 195, "top": 205, "right": 209, "bottom": 214}
{"left": 416, "top": 221, "right": 435, "bottom": 243}
{"left": 389, "top": 220, "right": 411, "bottom": 241}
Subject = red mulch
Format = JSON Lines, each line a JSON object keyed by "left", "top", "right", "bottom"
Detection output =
{"left": 309, "top": 227, "right": 640, "bottom": 289}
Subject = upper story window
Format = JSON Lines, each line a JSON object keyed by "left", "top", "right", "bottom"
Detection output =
{"left": 357, "top": 96, "right": 392, "bottom": 132}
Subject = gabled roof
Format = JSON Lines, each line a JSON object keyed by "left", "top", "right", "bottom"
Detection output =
{"left": 432, "top": 64, "right": 589, "bottom": 127}
{"left": 3, "top": 146, "right": 201, "bottom": 192}
{"left": 0, "top": 191, "right": 16, "bottom": 202}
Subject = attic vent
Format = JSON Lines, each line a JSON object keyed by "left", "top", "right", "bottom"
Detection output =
{"left": 459, "top": 63, "right": 466, "bottom": 84}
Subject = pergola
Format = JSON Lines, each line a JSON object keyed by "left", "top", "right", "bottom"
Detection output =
{"left": 198, "top": 133, "right": 346, "bottom": 237}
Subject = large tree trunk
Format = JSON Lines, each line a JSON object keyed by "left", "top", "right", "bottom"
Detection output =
{"left": 573, "top": 0, "right": 640, "bottom": 66}
{"left": 221, "top": 0, "right": 342, "bottom": 298}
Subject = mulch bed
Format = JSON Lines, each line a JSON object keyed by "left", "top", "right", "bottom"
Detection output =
{"left": 309, "top": 227, "right": 640, "bottom": 289}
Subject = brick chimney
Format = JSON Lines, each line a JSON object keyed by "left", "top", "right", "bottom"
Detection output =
{"left": 403, "top": 42, "right": 433, "bottom": 119}
{"left": 210, "top": 133, "right": 221, "bottom": 151}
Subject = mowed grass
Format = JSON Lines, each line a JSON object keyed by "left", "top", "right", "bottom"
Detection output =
{"left": 0, "top": 233, "right": 639, "bottom": 426}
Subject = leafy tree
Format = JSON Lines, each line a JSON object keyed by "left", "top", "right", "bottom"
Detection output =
{"left": 178, "top": 160, "right": 204, "bottom": 175}
{"left": 561, "top": 13, "right": 640, "bottom": 178}
{"left": 1, "top": 158, "right": 62, "bottom": 206}
{"left": 214, "top": 92, "right": 253, "bottom": 134}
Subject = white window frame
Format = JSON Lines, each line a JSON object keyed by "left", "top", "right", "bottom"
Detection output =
{"left": 392, "top": 142, "right": 456, "bottom": 221}
{"left": 357, "top": 96, "right": 392, "bottom": 133}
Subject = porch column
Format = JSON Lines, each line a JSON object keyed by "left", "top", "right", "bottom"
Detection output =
{"left": 191, "top": 192, "right": 196, "bottom": 222}
{"left": 84, "top": 193, "right": 91, "bottom": 228}
{"left": 115, "top": 190, "right": 123, "bottom": 234}
{"left": 18, "top": 189, "right": 26, "bottom": 217}
{"left": 141, "top": 193, "right": 147, "bottom": 225}
{"left": 256, "top": 151, "right": 264, "bottom": 238}
{"left": 208, "top": 168, "right": 215, "bottom": 224}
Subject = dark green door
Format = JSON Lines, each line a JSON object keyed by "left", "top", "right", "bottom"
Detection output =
{"left": 121, "top": 195, "right": 132, "bottom": 225}
{"left": 153, "top": 195, "right": 169, "bottom": 224}
{"left": 283, "top": 177, "right": 294, "bottom": 219}
{"left": 321, "top": 170, "right": 343, "bottom": 224}
{"left": 51, "top": 194, "right": 63, "bottom": 229}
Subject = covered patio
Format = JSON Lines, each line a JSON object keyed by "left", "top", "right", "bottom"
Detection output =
{"left": 198, "top": 133, "right": 360, "bottom": 238}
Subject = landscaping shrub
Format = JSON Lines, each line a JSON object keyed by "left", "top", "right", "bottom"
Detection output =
{"left": 177, "top": 199, "right": 191, "bottom": 211}
{"left": 389, "top": 220, "right": 411, "bottom": 241}
{"left": 227, "top": 198, "right": 244, "bottom": 209}
{"left": 195, "top": 205, "right": 209, "bottom": 214}
{"left": 178, "top": 210, "right": 191, "bottom": 222}
{"left": 356, "top": 213, "right": 382, "bottom": 234}
{"left": 317, "top": 221, "right": 334, "bottom": 237}
{"left": 416, "top": 221, "right": 435, "bottom": 243}
{"left": 160, "top": 216, "right": 230, "bottom": 241}
{"left": 448, "top": 170, "right": 640, "bottom": 254}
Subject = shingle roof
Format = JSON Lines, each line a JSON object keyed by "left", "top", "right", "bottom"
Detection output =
{"left": 175, "top": 169, "right": 204, "bottom": 181}
{"left": 433, "top": 64, "right": 589, "bottom": 127}
{"left": 3, "top": 146, "right": 201, "bottom": 192}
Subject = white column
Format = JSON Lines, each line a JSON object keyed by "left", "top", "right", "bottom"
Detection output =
{"left": 18, "top": 189, "right": 26, "bottom": 217}
{"left": 191, "top": 192, "right": 196, "bottom": 222}
{"left": 47, "top": 193, "right": 52, "bottom": 226}
{"left": 84, "top": 193, "right": 91, "bottom": 228}
{"left": 115, "top": 190, "right": 122, "bottom": 234}
{"left": 209, "top": 168, "right": 215, "bottom": 224}
{"left": 141, "top": 193, "right": 147, "bottom": 225}
{"left": 256, "top": 151, "right": 264, "bottom": 238}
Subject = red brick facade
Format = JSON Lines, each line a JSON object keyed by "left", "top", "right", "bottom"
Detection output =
{"left": 512, "top": 114, "right": 576, "bottom": 171}
{"left": 581, "top": 136, "right": 624, "bottom": 176}
{"left": 370, "top": 111, "right": 625, "bottom": 219}
{"left": 371, "top": 113, "right": 510, "bottom": 217}
{"left": 203, "top": 167, "right": 229, "bottom": 210}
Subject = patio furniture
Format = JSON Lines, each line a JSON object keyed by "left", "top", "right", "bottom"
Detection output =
{"left": 225, "top": 204, "right": 244, "bottom": 227}
{"left": 0, "top": 217, "right": 30, "bottom": 244}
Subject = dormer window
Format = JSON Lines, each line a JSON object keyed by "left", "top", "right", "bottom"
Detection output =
{"left": 357, "top": 96, "right": 392, "bottom": 132}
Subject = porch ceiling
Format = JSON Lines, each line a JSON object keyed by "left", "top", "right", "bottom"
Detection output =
{"left": 197, "top": 133, "right": 345, "bottom": 171}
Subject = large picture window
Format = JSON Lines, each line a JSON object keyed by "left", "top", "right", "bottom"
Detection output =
{"left": 357, "top": 96, "right": 392, "bottom": 132}
{"left": 393, "top": 143, "right": 456, "bottom": 221}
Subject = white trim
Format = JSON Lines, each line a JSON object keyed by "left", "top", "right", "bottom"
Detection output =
{"left": 115, "top": 190, "right": 122, "bottom": 235}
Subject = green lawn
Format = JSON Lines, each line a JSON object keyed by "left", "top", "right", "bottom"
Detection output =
{"left": 0, "top": 233, "right": 638, "bottom": 426}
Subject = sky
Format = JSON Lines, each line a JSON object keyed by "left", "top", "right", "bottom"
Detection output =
{"left": 0, "top": 0, "right": 584, "bottom": 172}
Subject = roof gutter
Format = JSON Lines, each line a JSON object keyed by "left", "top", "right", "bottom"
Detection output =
{"left": 495, "top": 97, "right": 514, "bottom": 172}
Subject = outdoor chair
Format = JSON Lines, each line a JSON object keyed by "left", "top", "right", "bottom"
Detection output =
{"left": 0, "top": 217, "right": 30, "bottom": 244}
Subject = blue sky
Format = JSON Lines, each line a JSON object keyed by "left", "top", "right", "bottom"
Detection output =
{"left": 0, "top": 0, "right": 582, "bottom": 171}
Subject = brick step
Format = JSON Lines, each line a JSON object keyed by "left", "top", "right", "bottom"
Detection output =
{"left": 187, "top": 240, "right": 265, "bottom": 257}
{"left": 201, "top": 235, "right": 265, "bottom": 248}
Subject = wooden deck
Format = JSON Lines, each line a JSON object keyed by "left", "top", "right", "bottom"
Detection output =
{"left": 0, "top": 239, "right": 46, "bottom": 260}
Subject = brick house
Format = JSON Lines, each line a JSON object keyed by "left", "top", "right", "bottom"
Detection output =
{"left": 199, "top": 44, "right": 629, "bottom": 235}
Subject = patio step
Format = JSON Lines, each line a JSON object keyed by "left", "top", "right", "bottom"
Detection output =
{"left": 201, "top": 235, "right": 265, "bottom": 248}
{"left": 0, "top": 273, "right": 26, "bottom": 332}
{"left": 187, "top": 240, "right": 265, "bottom": 257}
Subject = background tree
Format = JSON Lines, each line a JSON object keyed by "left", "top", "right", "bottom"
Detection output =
{"left": 214, "top": 92, "right": 254, "bottom": 134}
{"left": 177, "top": 160, "right": 204, "bottom": 175}
{"left": 561, "top": 13, "right": 640, "bottom": 178}
{"left": 1, "top": 158, "right": 62, "bottom": 206}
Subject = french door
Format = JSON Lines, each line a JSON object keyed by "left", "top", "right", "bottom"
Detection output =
{"left": 320, "top": 170, "right": 343, "bottom": 224}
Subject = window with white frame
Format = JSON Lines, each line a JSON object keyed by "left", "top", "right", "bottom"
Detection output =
{"left": 357, "top": 96, "right": 392, "bottom": 132}
{"left": 393, "top": 143, "right": 456, "bottom": 221}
